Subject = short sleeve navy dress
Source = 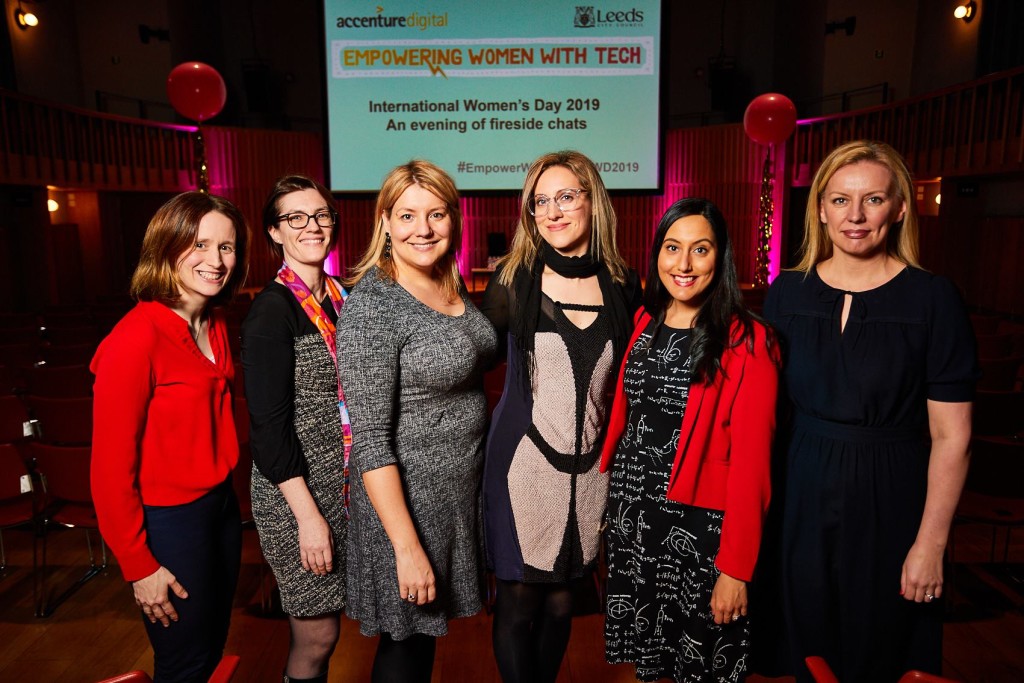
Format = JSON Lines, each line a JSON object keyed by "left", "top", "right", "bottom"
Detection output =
{"left": 763, "top": 266, "right": 977, "bottom": 682}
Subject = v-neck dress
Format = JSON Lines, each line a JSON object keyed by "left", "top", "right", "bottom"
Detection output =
{"left": 763, "top": 266, "right": 978, "bottom": 682}
{"left": 483, "top": 292, "right": 617, "bottom": 582}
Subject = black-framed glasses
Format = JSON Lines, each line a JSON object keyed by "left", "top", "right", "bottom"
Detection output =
{"left": 528, "top": 188, "right": 587, "bottom": 217}
{"left": 275, "top": 210, "right": 337, "bottom": 230}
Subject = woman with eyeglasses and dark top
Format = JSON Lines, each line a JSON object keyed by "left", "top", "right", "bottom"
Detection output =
{"left": 91, "top": 192, "right": 249, "bottom": 682}
{"left": 241, "top": 175, "right": 349, "bottom": 683}
{"left": 599, "top": 198, "right": 779, "bottom": 682}
{"left": 480, "top": 150, "right": 641, "bottom": 682}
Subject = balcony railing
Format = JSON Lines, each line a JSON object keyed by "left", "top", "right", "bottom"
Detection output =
{"left": 791, "top": 66, "right": 1024, "bottom": 185}
{"left": 0, "top": 88, "right": 197, "bottom": 191}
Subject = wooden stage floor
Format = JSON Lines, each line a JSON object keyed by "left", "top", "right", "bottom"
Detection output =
{"left": 1, "top": 522, "right": 1021, "bottom": 682}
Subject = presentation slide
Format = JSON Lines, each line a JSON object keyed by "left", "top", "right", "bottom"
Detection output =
{"left": 323, "top": 1, "right": 661, "bottom": 191}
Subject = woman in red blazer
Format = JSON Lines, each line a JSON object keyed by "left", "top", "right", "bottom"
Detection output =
{"left": 599, "top": 198, "right": 779, "bottom": 682}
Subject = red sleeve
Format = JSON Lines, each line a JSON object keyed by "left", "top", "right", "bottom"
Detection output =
{"left": 90, "top": 315, "right": 161, "bottom": 582}
{"left": 716, "top": 323, "right": 779, "bottom": 582}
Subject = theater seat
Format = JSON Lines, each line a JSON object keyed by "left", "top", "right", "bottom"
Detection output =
{"left": 93, "top": 654, "right": 240, "bottom": 683}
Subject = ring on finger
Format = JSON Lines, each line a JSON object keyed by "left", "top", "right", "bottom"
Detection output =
{"left": 732, "top": 614, "right": 740, "bottom": 622}
{"left": 407, "top": 594, "right": 417, "bottom": 602}
{"left": 925, "top": 593, "right": 934, "bottom": 600}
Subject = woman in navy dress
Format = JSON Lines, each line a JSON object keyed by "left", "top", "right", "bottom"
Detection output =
{"left": 764, "top": 140, "right": 977, "bottom": 682}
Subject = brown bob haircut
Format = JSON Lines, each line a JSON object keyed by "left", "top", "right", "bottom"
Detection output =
{"left": 130, "top": 191, "right": 250, "bottom": 305}
{"left": 261, "top": 174, "right": 339, "bottom": 262}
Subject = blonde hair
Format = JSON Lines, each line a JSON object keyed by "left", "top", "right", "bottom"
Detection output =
{"left": 130, "top": 192, "right": 250, "bottom": 305}
{"left": 346, "top": 160, "right": 464, "bottom": 301}
{"left": 497, "top": 150, "right": 629, "bottom": 287}
{"left": 795, "top": 139, "right": 920, "bottom": 272}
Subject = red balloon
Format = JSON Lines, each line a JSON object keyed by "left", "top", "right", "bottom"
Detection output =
{"left": 743, "top": 93, "right": 797, "bottom": 146}
{"left": 167, "top": 62, "right": 227, "bottom": 122}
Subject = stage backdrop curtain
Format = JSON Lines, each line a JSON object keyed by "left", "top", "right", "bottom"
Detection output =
{"left": 202, "top": 124, "right": 767, "bottom": 287}
{"left": 204, "top": 126, "right": 325, "bottom": 286}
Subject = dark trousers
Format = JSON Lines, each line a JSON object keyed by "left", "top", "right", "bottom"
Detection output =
{"left": 142, "top": 478, "right": 241, "bottom": 683}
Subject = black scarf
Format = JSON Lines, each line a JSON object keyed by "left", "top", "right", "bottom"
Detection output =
{"left": 509, "top": 242, "right": 631, "bottom": 385}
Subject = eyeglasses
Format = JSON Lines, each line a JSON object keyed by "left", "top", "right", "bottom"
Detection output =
{"left": 528, "top": 188, "right": 587, "bottom": 217}
{"left": 275, "top": 210, "right": 337, "bottom": 230}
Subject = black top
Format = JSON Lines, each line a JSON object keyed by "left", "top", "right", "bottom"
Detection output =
{"left": 764, "top": 266, "right": 979, "bottom": 430}
{"left": 479, "top": 263, "right": 642, "bottom": 361}
{"left": 241, "top": 281, "right": 338, "bottom": 484}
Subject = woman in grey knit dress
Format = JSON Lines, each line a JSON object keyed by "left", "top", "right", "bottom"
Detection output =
{"left": 242, "top": 176, "right": 349, "bottom": 683}
{"left": 338, "top": 160, "right": 496, "bottom": 683}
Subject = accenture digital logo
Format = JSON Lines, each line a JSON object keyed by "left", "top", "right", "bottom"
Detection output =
{"left": 336, "top": 6, "right": 448, "bottom": 30}
{"left": 574, "top": 5, "right": 645, "bottom": 28}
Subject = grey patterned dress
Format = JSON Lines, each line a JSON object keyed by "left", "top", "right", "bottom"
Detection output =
{"left": 242, "top": 282, "right": 347, "bottom": 617}
{"left": 337, "top": 268, "right": 496, "bottom": 639}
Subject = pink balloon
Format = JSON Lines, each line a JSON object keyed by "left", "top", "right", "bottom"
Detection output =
{"left": 167, "top": 62, "right": 227, "bottom": 122}
{"left": 743, "top": 93, "right": 797, "bottom": 146}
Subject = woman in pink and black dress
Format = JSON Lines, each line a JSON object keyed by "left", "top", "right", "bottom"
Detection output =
{"left": 480, "top": 151, "right": 641, "bottom": 683}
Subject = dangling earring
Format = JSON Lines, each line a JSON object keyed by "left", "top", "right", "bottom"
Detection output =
{"left": 383, "top": 232, "right": 392, "bottom": 259}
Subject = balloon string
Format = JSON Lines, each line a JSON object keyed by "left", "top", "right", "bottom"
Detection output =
{"left": 195, "top": 124, "right": 210, "bottom": 193}
{"left": 754, "top": 149, "right": 774, "bottom": 287}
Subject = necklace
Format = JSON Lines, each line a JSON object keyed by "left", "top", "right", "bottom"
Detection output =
{"left": 188, "top": 318, "right": 204, "bottom": 343}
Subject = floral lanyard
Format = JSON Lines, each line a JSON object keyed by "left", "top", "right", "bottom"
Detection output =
{"left": 278, "top": 263, "right": 350, "bottom": 517}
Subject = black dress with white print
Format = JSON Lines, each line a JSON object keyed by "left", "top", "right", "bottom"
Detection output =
{"left": 604, "top": 321, "right": 750, "bottom": 683}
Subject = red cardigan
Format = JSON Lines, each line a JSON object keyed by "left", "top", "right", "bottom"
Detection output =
{"left": 90, "top": 301, "right": 238, "bottom": 581}
{"left": 599, "top": 311, "right": 779, "bottom": 582}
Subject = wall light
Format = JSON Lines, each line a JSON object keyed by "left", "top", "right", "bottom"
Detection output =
{"left": 954, "top": 1, "right": 976, "bottom": 23}
{"left": 47, "top": 199, "right": 59, "bottom": 212}
{"left": 14, "top": 2, "right": 38, "bottom": 29}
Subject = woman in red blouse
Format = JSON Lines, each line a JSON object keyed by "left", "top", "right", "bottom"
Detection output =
{"left": 91, "top": 192, "right": 249, "bottom": 683}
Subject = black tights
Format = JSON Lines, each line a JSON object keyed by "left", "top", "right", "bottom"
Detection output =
{"left": 492, "top": 579, "right": 575, "bottom": 683}
{"left": 371, "top": 632, "right": 436, "bottom": 683}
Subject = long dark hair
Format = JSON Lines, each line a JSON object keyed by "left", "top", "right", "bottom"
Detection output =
{"left": 642, "top": 198, "right": 760, "bottom": 384}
